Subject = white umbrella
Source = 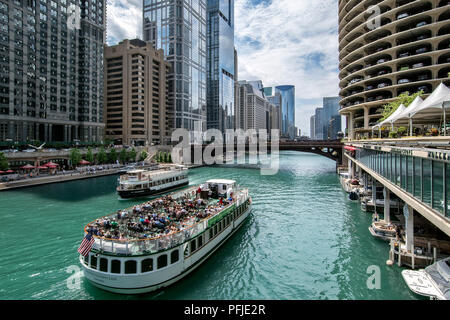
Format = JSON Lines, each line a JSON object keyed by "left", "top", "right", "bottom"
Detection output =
{"left": 411, "top": 83, "right": 450, "bottom": 136}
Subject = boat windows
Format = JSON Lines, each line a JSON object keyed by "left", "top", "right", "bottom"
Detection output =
{"left": 214, "top": 225, "right": 218, "bottom": 236}
{"left": 142, "top": 258, "right": 153, "bottom": 273}
{"left": 171, "top": 249, "right": 179, "bottom": 264}
{"left": 191, "top": 239, "right": 197, "bottom": 252}
{"left": 83, "top": 255, "right": 89, "bottom": 265}
{"left": 99, "top": 258, "right": 108, "bottom": 272}
{"left": 90, "top": 255, "right": 98, "bottom": 270}
{"left": 125, "top": 260, "right": 137, "bottom": 274}
{"left": 209, "top": 229, "right": 213, "bottom": 240}
{"left": 157, "top": 254, "right": 168, "bottom": 269}
{"left": 111, "top": 259, "right": 121, "bottom": 274}
{"left": 198, "top": 235, "right": 203, "bottom": 248}
{"left": 184, "top": 245, "right": 190, "bottom": 257}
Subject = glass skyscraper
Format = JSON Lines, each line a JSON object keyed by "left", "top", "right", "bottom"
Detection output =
{"left": 275, "top": 85, "right": 295, "bottom": 139}
{"left": 206, "top": 0, "right": 235, "bottom": 133}
{"left": 143, "top": 0, "right": 207, "bottom": 131}
{"left": 0, "top": 0, "right": 106, "bottom": 143}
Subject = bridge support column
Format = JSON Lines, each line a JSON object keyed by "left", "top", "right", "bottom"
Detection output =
{"left": 384, "top": 187, "right": 390, "bottom": 224}
{"left": 404, "top": 205, "right": 414, "bottom": 255}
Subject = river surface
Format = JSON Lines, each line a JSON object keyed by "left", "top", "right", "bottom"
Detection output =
{"left": 0, "top": 152, "right": 419, "bottom": 300}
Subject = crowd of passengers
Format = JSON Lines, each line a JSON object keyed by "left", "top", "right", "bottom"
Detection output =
{"left": 86, "top": 190, "right": 234, "bottom": 241}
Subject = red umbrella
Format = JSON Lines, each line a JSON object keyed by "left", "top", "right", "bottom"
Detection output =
{"left": 43, "top": 162, "right": 59, "bottom": 166}
{"left": 21, "top": 164, "right": 36, "bottom": 170}
{"left": 5, "top": 170, "right": 14, "bottom": 173}
{"left": 37, "top": 166, "right": 48, "bottom": 170}
{"left": 0, "top": 171, "right": 4, "bottom": 174}
{"left": 79, "top": 159, "right": 91, "bottom": 165}
{"left": 46, "top": 165, "right": 58, "bottom": 169}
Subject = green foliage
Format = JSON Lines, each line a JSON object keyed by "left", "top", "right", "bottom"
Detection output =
{"left": 167, "top": 152, "right": 172, "bottom": 163}
{"left": 69, "top": 149, "right": 82, "bottom": 167}
{"left": 108, "top": 148, "right": 118, "bottom": 163}
{"left": 163, "top": 152, "right": 168, "bottom": 163}
{"left": 139, "top": 151, "right": 148, "bottom": 162}
{"left": 85, "top": 147, "right": 94, "bottom": 163}
{"left": 0, "top": 152, "right": 9, "bottom": 170}
{"left": 380, "top": 91, "right": 424, "bottom": 122}
{"left": 397, "top": 127, "right": 407, "bottom": 137}
{"left": 389, "top": 131, "right": 398, "bottom": 139}
{"left": 97, "top": 147, "right": 108, "bottom": 164}
{"left": 119, "top": 148, "right": 128, "bottom": 164}
{"left": 128, "top": 148, "right": 137, "bottom": 162}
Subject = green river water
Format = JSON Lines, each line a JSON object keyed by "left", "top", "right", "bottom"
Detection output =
{"left": 0, "top": 152, "right": 419, "bottom": 300}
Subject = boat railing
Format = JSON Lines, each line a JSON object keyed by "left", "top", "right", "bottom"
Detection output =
{"left": 88, "top": 188, "right": 249, "bottom": 256}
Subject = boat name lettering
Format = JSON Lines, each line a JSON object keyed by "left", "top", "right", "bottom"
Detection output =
{"left": 427, "top": 151, "right": 449, "bottom": 161}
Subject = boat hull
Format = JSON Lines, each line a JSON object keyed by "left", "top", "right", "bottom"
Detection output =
{"left": 81, "top": 204, "right": 252, "bottom": 294}
{"left": 117, "top": 181, "right": 189, "bottom": 199}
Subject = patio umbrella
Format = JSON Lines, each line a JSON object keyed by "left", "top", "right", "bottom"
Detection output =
{"left": 43, "top": 162, "right": 59, "bottom": 167}
{"left": 21, "top": 164, "right": 35, "bottom": 170}
{"left": 5, "top": 170, "right": 14, "bottom": 173}
{"left": 393, "top": 96, "right": 424, "bottom": 135}
{"left": 37, "top": 166, "right": 48, "bottom": 170}
{"left": 79, "top": 159, "right": 91, "bottom": 165}
{"left": 0, "top": 171, "right": 4, "bottom": 174}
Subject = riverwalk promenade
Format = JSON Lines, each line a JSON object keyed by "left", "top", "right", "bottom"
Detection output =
{"left": 0, "top": 167, "right": 125, "bottom": 191}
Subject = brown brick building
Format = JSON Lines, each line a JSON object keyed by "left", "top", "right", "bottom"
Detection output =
{"left": 104, "top": 39, "right": 173, "bottom": 146}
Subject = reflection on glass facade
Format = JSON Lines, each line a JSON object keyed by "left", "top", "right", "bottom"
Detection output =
{"left": 356, "top": 148, "right": 449, "bottom": 219}
{"left": 206, "top": 0, "right": 235, "bottom": 133}
{"left": 143, "top": 0, "right": 207, "bottom": 131}
{"left": 275, "top": 85, "right": 295, "bottom": 139}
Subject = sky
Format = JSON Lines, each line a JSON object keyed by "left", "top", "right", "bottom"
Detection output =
{"left": 106, "top": 0, "right": 341, "bottom": 136}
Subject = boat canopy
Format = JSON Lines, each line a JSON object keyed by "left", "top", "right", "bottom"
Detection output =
{"left": 207, "top": 179, "right": 236, "bottom": 185}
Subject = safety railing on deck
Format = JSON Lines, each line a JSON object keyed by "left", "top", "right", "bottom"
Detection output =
{"left": 86, "top": 187, "right": 250, "bottom": 256}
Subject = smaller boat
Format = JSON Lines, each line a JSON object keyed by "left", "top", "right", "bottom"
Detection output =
{"left": 369, "top": 220, "right": 399, "bottom": 241}
{"left": 117, "top": 165, "right": 188, "bottom": 199}
{"left": 402, "top": 257, "right": 450, "bottom": 300}
{"left": 349, "top": 191, "right": 359, "bottom": 201}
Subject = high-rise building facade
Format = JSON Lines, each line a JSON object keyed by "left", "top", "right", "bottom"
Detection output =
{"left": 143, "top": 0, "right": 207, "bottom": 131}
{"left": 104, "top": 39, "right": 172, "bottom": 146}
{"left": 275, "top": 85, "right": 295, "bottom": 139}
{"left": 338, "top": 0, "right": 450, "bottom": 140}
{"left": 0, "top": 0, "right": 106, "bottom": 143}
{"left": 206, "top": 0, "right": 235, "bottom": 134}
{"left": 314, "top": 107, "right": 324, "bottom": 140}
{"left": 310, "top": 115, "right": 316, "bottom": 139}
{"left": 322, "top": 96, "right": 341, "bottom": 140}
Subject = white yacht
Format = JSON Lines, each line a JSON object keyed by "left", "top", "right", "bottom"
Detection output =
{"left": 402, "top": 257, "right": 450, "bottom": 300}
{"left": 80, "top": 179, "right": 252, "bottom": 294}
{"left": 117, "top": 166, "right": 188, "bottom": 199}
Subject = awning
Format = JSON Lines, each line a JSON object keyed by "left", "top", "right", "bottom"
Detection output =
{"left": 411, "top": 83, "right": 450, "bottom": 120}
{"left": 392, "top": 96, "right": 424, "bottom": 124}
{"left": 345, "top": 146, "right": 357, "bottom": 151}
{"left": 373, "top": 104, "right": 407, "bottom": 129}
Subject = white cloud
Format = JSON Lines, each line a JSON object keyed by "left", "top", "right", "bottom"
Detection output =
{"left": 105, "top": 0, "right": 341, "bottom": 135}
{"left": 106, "top": 0, "right": 143, "bottom": 45}
{"left": 235, "top": 0, "right": 340, "bottom": 135}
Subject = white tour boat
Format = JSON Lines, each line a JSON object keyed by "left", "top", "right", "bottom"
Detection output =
{"left": 117, "top": 165, "right": 189, "bottom": 199}
{"left": 402, "top": 257, "right": 450, "bottom": 300}
{"left": 79, "top": 179, "right": 252, "bottom": 294}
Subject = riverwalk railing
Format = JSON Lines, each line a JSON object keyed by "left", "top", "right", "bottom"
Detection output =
{"left": 86, "top": 188, "right": 250, "bottom": 256}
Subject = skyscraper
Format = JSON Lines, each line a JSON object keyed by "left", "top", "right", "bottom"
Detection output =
{"left": 143, "top": 0, "right": 207, "bottom": 131}
{"left": 275, "top": 85, "right": 295, "bottom": 139}
{"left": 322, "top": 97, "right": 341, "bottom": 140}
{"left": 206, "top": 0, "right": 235, "bottom": 134}
{"left": 310, "top": 115, "right": 316, "bottom": 139}
{"left": 0, "top": 0, "right": 106, "bottom": 143}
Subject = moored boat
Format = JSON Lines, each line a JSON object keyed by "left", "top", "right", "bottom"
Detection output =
{"left": 79, "top": 179, "right": 252, "bottom": 294}
{"left": 402, "top": 257, "right": 450, "bottom": 300}
{"left": 117, "top": 165, "right": 189, "bottom": 199}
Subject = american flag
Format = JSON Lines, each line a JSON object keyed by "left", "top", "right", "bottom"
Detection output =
{"left": 77, "top": 233, "right": 95, "bottom": 257}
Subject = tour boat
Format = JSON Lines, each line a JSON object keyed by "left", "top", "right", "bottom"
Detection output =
{"left": 117, "top": 165, "right": 189, "bottom": 199}
{"left": 402, "top": 257, "right": 450, "bottom": 300}
{"left": 79, "top": 179, "right": 252, "bottom": 294}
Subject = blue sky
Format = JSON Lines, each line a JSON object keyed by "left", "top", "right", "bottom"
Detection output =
{"left": 106, "top": 0, "right": 340, "bottom": 136}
